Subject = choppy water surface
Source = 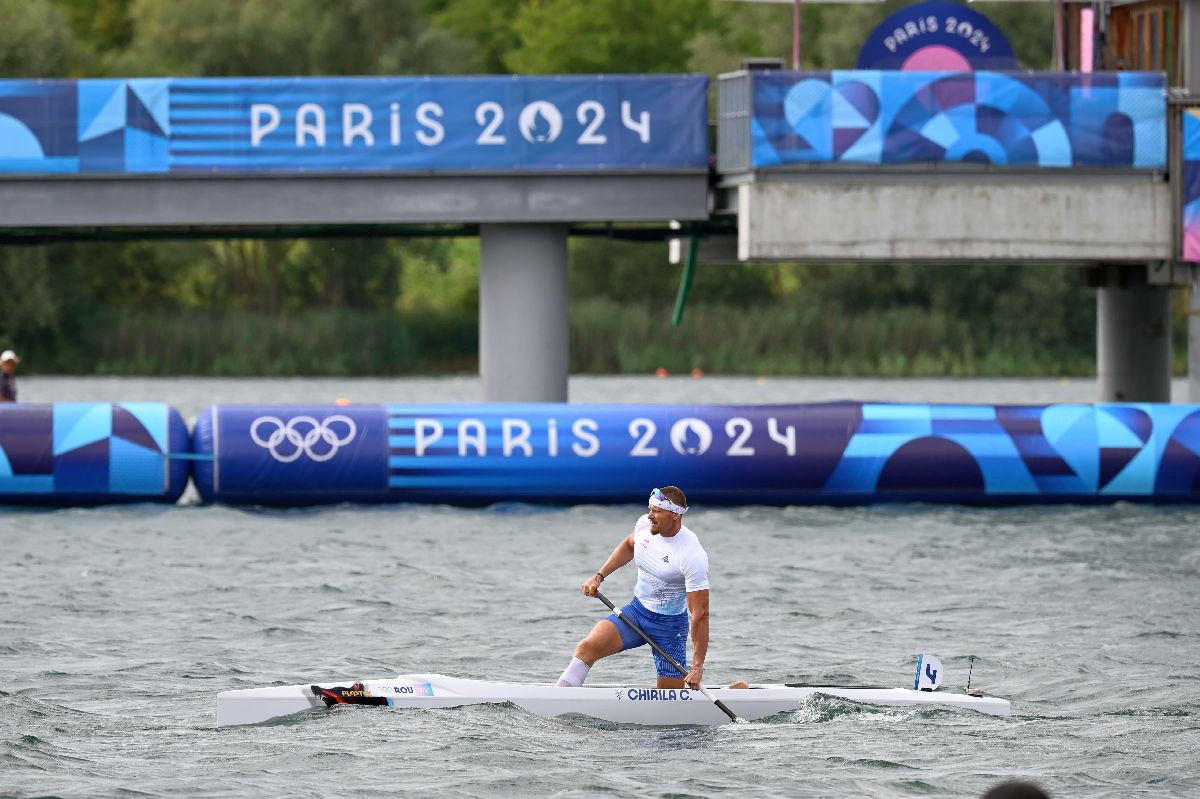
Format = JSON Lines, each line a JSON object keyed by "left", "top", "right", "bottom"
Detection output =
{"left": 3, "top": 378, "right": 1200, "bottom": 798}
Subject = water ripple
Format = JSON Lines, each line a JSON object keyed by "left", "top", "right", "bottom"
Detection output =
{"left": 3, "top": 502, "right": 1200, "bottom": 797}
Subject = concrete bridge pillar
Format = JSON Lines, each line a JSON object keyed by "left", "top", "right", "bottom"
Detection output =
{"left": 1096, "top": 264, "right": 1173, "bottom": 402}
{"left": 479, "top": 224, "right": 569, "bottom": 402}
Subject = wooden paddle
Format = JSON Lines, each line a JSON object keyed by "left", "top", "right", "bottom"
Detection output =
{"left": 595, "top": 591, "right": 745, "bottom": 723}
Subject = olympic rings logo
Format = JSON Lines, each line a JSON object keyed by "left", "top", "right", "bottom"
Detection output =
{"left": 249, "top": 415, "right": 357, "bottom": 463}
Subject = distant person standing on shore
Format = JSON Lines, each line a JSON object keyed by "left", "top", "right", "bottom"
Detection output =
{"left": 1, "top": 350, "right": 19, "bottom": 402}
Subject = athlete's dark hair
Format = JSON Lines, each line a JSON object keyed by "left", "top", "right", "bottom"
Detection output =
{"left": 660, "top": 486, "right": 687, "bottom": 510}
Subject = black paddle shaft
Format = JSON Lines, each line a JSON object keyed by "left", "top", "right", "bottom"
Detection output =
{"left": 594, "top": 590, "right": 741, "bottom": 723}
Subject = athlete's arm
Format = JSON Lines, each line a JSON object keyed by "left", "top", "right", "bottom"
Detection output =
{"left": 684, "top": 589, "right": 709, "bottom": 689}
{"left": 582, "top": 534, "right": 635, "bottom": 597}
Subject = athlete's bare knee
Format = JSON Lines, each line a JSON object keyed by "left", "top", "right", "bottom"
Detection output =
{"left": 573, "top": 639, "right": 601, "bottom": 665}
{"left": 574, "top": 620, "right": 620, "bottom": 665}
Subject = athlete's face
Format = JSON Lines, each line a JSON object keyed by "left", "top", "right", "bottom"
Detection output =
{"left": 647, "top": 505, "right": 679, "bottom": 535}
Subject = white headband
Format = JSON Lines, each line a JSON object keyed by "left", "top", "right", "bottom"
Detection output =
{"left": 648, "top": 488, "right": 687, "bottom": 515}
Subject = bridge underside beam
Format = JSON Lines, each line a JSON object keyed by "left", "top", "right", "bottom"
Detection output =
{"left": 729, "top": 171, "right": 1172, "bottom": 262}
{"left": 0, "top": 173, "right": 709, "bottom": 228}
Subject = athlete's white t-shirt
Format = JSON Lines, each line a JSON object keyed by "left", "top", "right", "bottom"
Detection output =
{"left": 631, "top": 514, "right": 710, "bottom": 615}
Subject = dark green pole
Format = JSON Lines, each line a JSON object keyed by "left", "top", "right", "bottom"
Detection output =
{"left": 671, "top": 232, "right": 699, "bottom": 326}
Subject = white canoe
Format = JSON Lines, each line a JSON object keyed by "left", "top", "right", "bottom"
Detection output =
{"left": 216, "top": 673, "right": 1010, "bottom": 727}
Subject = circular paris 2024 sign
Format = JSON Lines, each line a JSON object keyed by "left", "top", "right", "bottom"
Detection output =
{"left": 856, "top": 1, "right": 1018, "bottom": 71}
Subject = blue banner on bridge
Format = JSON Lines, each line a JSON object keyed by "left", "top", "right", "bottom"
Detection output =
{"left": 0, "top": 75, "right": 708, "bottom": 174}
{"left": 751, "top": 71, "right": 1165, "bottom": 168}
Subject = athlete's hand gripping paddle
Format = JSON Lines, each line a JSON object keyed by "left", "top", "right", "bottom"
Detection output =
{"left": 595, "top": 591, "right": 746, "bottom": 724}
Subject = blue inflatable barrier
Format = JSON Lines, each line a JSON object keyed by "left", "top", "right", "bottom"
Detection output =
{"left": 192, "top": 402, "right": 1200, "bottom": 506}
{"left": 0, "top": 403, "right": 190, "bottom": 505}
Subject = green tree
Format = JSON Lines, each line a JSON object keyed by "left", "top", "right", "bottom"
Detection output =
{"left": 981, "top": 3, "right": 1055, "bottom": 70}
{"left": 506, "top": 0, "right": 716, "bottom": 74}
{"left": 284, "top": 239, "right": 404, "bottom": 312}
{"left": 114, "top": 0, "right": 471, "bottom": 76}
{"left": 395, "top": 237, "right": 479, "bottom": 315}
{"left": 690, "top": 0, "right": 1053, "bottom": 72}
{"left": 570, "top": 237, "right": 777, "bottom": 309}
{"left": 425, "top": 0, "right": 523, "bottom": 73}
{"left": 0, "top": 248, "right": 60, "bottom": 367}
{"left": 50, "top": 0, "right": 134, "bottom": 70}
{"left": 0, "top": 0, "right": 80, "bottom": 77}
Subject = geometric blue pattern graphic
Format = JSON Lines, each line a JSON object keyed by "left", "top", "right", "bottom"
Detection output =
{"left": 0, "top": 402, "right": 189, "bottom": 505}
{"left": 1183, "top": 108, "right": 1200, "bottom": 262}
{"left": 78, "top": 79, "right": 169, "bottom": 173}
{"left": 0, "top": 79, "right": 169, "bottom": 174}
{"left": 752, "top": 70, "right": 1166, "bottom": 169}
{"left": 0, "top": 80, "right": 81, "bottom": 173}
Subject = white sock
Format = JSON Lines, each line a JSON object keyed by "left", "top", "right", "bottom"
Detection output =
{"left": 556, "top": 657, "right": 591, "bottom": 687}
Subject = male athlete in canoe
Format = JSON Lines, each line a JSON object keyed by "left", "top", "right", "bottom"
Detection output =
{"left": 557, "top": 486, "right": 712, "bottom": 690}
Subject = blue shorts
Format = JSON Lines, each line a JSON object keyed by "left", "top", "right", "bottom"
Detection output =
{"left": 606, "top": 596, "right": 689, "bottom": 679}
